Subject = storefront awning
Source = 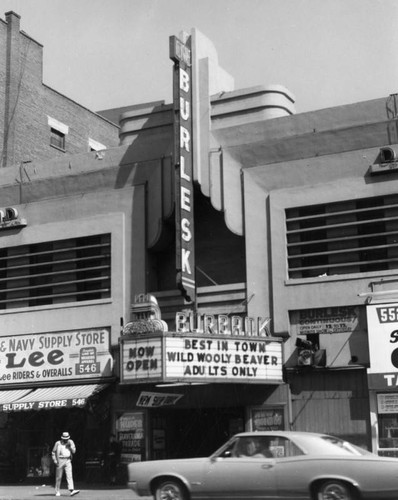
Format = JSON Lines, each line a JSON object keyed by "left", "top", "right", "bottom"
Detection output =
{"left": 0, "top": 384, "right": 107, "bottom": 412}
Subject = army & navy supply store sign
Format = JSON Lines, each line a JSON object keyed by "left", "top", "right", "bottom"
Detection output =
{"left": 0, "top": 328, "right": 113, "bottom": 411}
{"left": 120, "top": 331, "right": 283, "bottom": 385}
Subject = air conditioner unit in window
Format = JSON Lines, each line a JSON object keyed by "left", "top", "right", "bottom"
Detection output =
{"left": 370, "top": 147, "right": 398, "bottom": 175}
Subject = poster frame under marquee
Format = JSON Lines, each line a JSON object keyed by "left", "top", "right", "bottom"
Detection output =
{"left": 120, "top": 332, "right": 283, "bottom": 386}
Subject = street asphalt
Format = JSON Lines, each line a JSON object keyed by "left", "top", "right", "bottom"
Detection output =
{"left": 0, "top": 483, "right": 153, "bottom": 500}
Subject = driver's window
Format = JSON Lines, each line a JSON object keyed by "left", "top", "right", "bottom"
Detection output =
{"left": 235, "top": 437, "right": 273, "bottom": 458}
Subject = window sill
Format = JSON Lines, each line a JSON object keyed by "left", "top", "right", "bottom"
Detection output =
{"left": 50, "top": 144, "right": 66, "bottom": 152}
{"left": 285, "top": 269, "right": 398, "bottom": 286}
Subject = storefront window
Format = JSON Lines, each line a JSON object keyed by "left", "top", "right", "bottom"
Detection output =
{"left": 377, "top": 394, "right": 398, "bottom": 453}
{"left": 27, "top": 446, "right": 52, "bottom": 478}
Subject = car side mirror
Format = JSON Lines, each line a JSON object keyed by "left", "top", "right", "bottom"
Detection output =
{"left": 211, "top": 450, "right": 232, "bottom": 463}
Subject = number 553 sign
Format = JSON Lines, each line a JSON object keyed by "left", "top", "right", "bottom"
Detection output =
{"left": 367, "top": 304, "right": 398, "bottom": 390}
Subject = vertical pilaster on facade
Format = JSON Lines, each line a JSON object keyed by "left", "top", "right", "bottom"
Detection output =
{"left": 2, "top": 11, "right": 21, "bottom": 168}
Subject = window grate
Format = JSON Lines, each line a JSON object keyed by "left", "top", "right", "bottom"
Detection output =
{"left": 286, "top": 194, "right": 398, "bottom": 279}
{"left": 0, "top": 234, "right": 111, "bottom": 309}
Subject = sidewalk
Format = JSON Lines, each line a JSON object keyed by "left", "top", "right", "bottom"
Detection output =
{"left": 0, "top": 483, "right": 152, "bottom": 500}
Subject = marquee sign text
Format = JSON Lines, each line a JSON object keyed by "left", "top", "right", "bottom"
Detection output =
{"left": 119, "top": 333, "right": 282, "bottom": 385}
{"left": 120, "top": 337, "right": 162, "bottom": 383}
{"left": 165, "top": 336, "right": 282, "bottom": 383}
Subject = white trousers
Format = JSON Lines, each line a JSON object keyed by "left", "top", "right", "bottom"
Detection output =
{"left": 55, "top": 458, "right": 74, "bottom": 491}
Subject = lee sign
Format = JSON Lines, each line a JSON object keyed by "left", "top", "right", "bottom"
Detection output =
{"left": 367, "top": 304, "right": 398, "bottom": 390}
{"left": 0, "top": 329, "right": 113, "bottom": 386}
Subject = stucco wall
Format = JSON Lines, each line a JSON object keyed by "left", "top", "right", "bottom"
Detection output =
{"left": 0, "top": 146, "right": 154, "bottom": 346}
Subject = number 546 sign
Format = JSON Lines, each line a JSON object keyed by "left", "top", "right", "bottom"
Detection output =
{"left": 76, "top": 347, "right": 101, "bottom": 375}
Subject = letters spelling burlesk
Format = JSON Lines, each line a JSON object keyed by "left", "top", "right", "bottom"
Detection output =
{"left": 170, "top": 34, "right": 195, "bottom": 301}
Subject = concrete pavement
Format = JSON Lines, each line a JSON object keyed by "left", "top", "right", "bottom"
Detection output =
{"left": 0, "top": 483, "right": 153, "bottom": 500}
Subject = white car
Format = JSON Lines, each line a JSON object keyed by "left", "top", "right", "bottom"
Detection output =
{"left": 127, "top": 431, "right": 398, "bottom": 500}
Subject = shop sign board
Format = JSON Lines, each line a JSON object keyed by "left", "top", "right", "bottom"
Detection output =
{"left": 170, "top": 33, "right": 196, "bottom": 303}
{"left": 0, "top": 329, "right": 112, "bottom": 386}
{"left": 1, "top": 397, "right": 87, "bottom": 413}
{"left": 367, "top": 303, "right": 398, "bottom": 390}
{"left": 377, "top": 393, "right": 398, "bottom": 414}
{"left": 165, "top": 336, "right": 283, "bottom": 384}
{"left": 292, "top": 307, "right": 359, "bottom": 335}
{"left": 137, "top": 391, "right": 183, "bottom": 407}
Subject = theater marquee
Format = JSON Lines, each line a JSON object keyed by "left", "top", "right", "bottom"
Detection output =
{"left": 120, "top": 333, "right": 283, "bottom": 385}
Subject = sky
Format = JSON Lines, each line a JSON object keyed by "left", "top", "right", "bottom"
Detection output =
{"left": 0, "top": 0, "right": 397, "bottom": 114}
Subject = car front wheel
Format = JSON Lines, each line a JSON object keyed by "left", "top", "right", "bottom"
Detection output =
{"left": 155, "top": 479, "right": 187, "bottom": 500}
{"left": 316, "top": 480, "right": 354, "bottom": 500}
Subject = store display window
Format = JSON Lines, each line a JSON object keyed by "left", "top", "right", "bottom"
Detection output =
{"left": 377, "top": 394, "right": 398, "bottom": 451}
{"left": 27, "top": 446, "right": 52, "bottom": 478}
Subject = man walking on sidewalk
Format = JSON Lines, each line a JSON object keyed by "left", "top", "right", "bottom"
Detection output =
{"left": 52, "top": 431, "right": 80, "bottom": 497}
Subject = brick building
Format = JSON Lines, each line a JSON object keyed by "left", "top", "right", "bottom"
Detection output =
{"left": 0, "top": 11, "right": 119, "bottom": 169}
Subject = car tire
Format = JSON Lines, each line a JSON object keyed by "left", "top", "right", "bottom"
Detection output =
{"left": 316, "top": 480, "right": 354, "bottom": 500}
{"left": 155, "top": 479, "right": 187, "bottom": 500}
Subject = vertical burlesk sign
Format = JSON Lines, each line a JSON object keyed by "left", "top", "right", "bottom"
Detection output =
{"left": 170, "top": 33, "right": 196, "bottom": 303}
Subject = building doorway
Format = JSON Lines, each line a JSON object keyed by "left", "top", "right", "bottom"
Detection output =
{"left": 150, "top": 407, "right": 244, "bottom": 459}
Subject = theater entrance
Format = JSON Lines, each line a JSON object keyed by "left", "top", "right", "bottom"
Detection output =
{"left": 149, "top": 407, "right": 245, "bottom": 460}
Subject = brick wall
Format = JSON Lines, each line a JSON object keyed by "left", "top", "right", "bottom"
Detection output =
{"left": 0, "top": 11, "right": 120, "bottom": 168}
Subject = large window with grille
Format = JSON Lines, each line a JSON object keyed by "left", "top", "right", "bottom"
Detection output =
{"left": 0, "top": 234, "right": 111, "bottom": 309}
{"left": 286, "top": 194, "right": 398, "bottom": 279}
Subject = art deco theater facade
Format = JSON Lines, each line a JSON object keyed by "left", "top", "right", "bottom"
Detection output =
{"left": 1, "top": 10, "right": 398, "bottom": 483}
